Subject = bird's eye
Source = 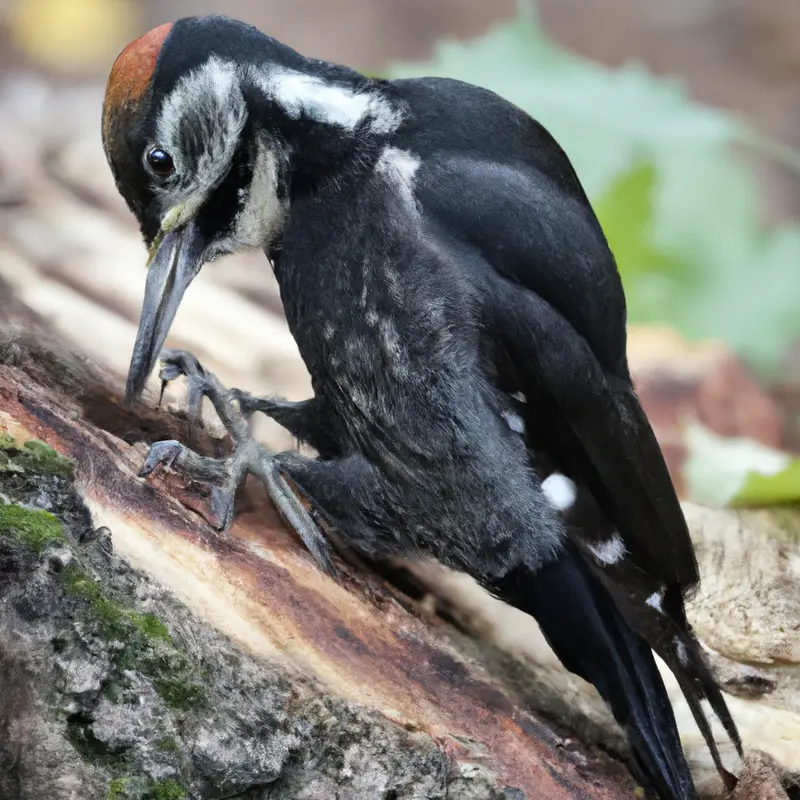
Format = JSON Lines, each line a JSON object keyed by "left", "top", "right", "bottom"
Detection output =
{"left": 144, "top": 146, "right": 175, "bottom": 178}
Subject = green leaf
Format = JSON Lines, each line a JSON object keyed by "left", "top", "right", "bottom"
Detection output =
{"left": 734, "top": 459, "right": 800, "bottom": 507}
{"left": 683, "top": 423, "right": 800, "bottom": 507}
{"left": 592, "top": 161, "right": 691, "bottom": 326}
{"left": 387, "top": 8, "right": 800, "bottom": 371}
{"left": 388, "top": 10, "right": 739, "bottom": 198}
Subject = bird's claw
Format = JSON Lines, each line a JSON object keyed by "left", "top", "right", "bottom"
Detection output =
{"left": 209, "top": 483, "right": 237, "bottom": 532}
{"left": 229, "top": 387, "right": 257, "bottom": 416}
{"left": 158, "top": 348, "right": 205, "bottom": 384}
{"left": 139, "top": 349, "right": 334, "bottom": 572}
{"left": 157, "top": 349, "right": 213, "bottom": 425}
{"left": 137, "top": 439, "right": 183, "bottom": 478}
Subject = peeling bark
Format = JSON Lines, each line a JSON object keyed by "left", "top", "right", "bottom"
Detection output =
{"left": 0, "top": 330, "right": 641, "bottom": 799}
{"left": 1, "top": 72, "right": 798, "bottom": 800}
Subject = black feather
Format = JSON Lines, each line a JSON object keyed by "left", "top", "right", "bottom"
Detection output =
{"left": 566, "top": 483, "right": 743, "bottom": 791}
{"left": 105, "top": 23, "right": 744, "bottom": 797}
{"left": 492, "top": 544, "right": 696, "bottom": 800}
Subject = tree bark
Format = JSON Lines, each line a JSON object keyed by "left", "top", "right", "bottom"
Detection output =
{"left": 0, "top": 72, "right": 797, "bottom": 800}
{"left": 0, "top": 329, "right": 640, "bottom": 800}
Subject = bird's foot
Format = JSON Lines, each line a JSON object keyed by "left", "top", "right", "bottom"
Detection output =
{"left": 228, "top": 387, "right": 286, "bottom": 419}
{"left": 227, "top": 387, "right": 296, "bottom": 435}
{"left": 139, "top": 349, "right": 334, "bottom": 573}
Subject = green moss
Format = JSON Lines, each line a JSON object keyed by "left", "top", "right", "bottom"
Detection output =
{"left": 18, "top": 440, "right": 74, "bottom": 476}
{"left": 62, "top": 567, "right": 133, "bottom": 641}
{"left": 155, "top": 736, "right": 179, "bottom": 753}
{"left": 136, "top": 642, "right": 206, "bottom": 710}
{"left": 62, "top": 567, "right": 172, "bottom": 645}
{"left": 107, "top": 776, "right": 186, "bottom": 800}
{"left": 106, "top": 776, "right": 147, "bottom": 799}
{"left": 132, "top": 613, "right": 171, "bottom": 641}
{"left": 0, "top": 436, "right": 73, "bottom": 477}
{"left": 152, "top": 676, "right": 207, "bottom": 710}
{"left": 0, "top": 503, "right": 65, "bottom": 552}
{"left": 62, "top": 568, "right": 102, "bottom": 602}
{"left": 150, "top": 779, "right": 187, "bottom": 800}
{"left": 60, "top": 564, "right": 205, "bottom": 711}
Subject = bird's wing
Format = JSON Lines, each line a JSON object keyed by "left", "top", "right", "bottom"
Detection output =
{"left": 413, "top": 151, "right": 698, "bottom": 589}
{"left": 413, "top": 151, "right": 630, "bottom": 381}
{"left": 480, "top": 222, "right": 740, "bottom": 771}
{"left": 487, "top": 266, "right": 699, "bottom": 591}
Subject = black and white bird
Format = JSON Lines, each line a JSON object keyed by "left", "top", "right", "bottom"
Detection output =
{"left": 102, "top": 16, "right": 742, "bottom": 799}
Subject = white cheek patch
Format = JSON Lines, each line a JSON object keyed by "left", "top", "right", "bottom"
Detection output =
{"left": 156, "top": 57, "right": 248, "bottom": 203}
{"left": 235, "top": 141, "right": 286, "bottom": 248}
{"left": 541, "top": 473, "right": 577, "bottom": 511}
{"left": 206, "top": 139, "right": 287, "bottom": 258}
{"left": 261, "top": 69, "right": 403, "bottom": 134}
{"left": 588, "top": 532, "right": 627, "bottom": 565}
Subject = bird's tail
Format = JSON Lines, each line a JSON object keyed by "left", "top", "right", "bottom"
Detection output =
{"left": 493, "top": 544, "right": 697, "bottom": 800}
{"left": 597, "top": 571, "right": 743, "bottom": 793}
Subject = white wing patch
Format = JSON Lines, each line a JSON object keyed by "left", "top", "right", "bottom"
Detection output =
{"left": 588, "top": 532, "right": 627, "bottom": 565}
{"left": 375, "top": 146, "right": 419, "bottom": 182}
{"left": 645, "top": 588, "right": 665, "bottom": 613}
{"left": 262, "top": 70, "right": 402, "bottom": 134}
{"left": 502, "top": 410, "right": 526, "bottom": 435}
{"left": 541, "top": 473, "right": 577, "bottom": 511}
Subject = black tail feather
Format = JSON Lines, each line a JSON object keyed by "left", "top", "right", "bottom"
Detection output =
{"left": 560, "top": 481, "right": 743, "bottom": 790}
{"left": 657, "top": 625, "right": 742, "bottom": 791}
{"left": 586, "top": 558, "right": 743, "bottom": 791}
{"left": 676, "top": 671, "right": 734, "bottom": 790}
{"left": 672, "top": 630, "right": 743, "bottom": 762}
{"left": 493, "top": 544, "right": 697, "bottom": 800}
{"left": 703, "top": 673, "right": 743, "bottom": 760}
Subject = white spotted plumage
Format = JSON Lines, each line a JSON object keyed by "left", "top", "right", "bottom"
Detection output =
{"left": 645, "top": 588, "right": 665, "bottom": 613}
{"left": 587, "top": 532, "right": 627, "bottom": 565}
{"left": 675, "top": 637, "right": 690, "bottom": 667}
{"left": 502, "top": 410, "right": 526, "bottom": 436}
{"left": 541, "top": 473, "right": 577, "bottom": 512}
{"left": 374, "top": 146, "right": 421, "bottom": 221}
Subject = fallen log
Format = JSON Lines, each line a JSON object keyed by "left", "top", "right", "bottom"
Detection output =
{"left": 1, "top": 72, "right": 797, "bottom": 800}
{"left": 1, "top": 325, "right": 798, "bottom": 799}
{"left": 1, "top": 329, "right": 645, "bottom": 799}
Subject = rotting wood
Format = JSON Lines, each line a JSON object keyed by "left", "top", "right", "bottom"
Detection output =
{"left": 1, "top": 328, "right": 641, "bottom": 800}
{"left": 1, "top": 72, "right": 798, "bottom": 799}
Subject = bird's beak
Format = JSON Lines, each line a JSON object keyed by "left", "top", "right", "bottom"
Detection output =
{"left": 125, "top": 205, "right": 206, "bottom": 403}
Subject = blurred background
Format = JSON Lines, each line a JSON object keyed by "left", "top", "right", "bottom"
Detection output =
{"left": 1, "top": 0, "right": 800, "bottom": 506}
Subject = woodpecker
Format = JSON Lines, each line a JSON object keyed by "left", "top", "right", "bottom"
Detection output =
{"left": 102, "top": 16, "right": 742, "bottom": 799}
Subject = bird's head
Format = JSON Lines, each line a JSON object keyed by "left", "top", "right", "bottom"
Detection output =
{"left": 102, "top": 15, "right": 402, "bottom": 401}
